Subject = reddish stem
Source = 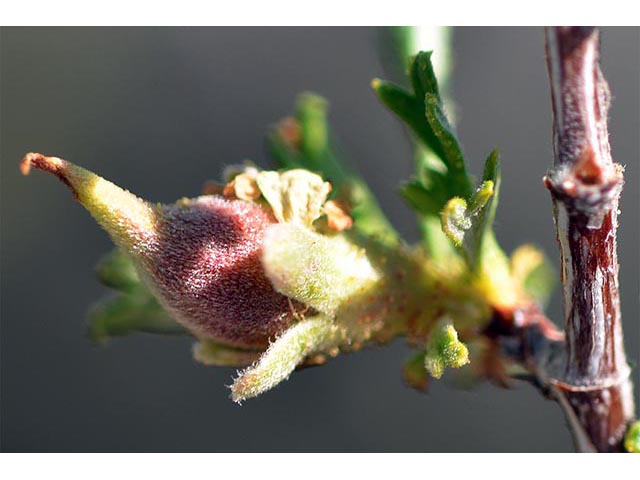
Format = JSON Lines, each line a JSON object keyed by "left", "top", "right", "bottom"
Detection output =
{"left": 543, "top": 26, "right": 635, "bottom": 452}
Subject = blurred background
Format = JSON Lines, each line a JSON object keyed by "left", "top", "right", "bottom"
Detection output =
{"left": 1, "top": 27, "right": 638, "bottom": 452}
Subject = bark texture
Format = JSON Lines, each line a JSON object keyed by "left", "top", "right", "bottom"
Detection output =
{"left": 543, "top": 26, "right": 634, "bottom": 452}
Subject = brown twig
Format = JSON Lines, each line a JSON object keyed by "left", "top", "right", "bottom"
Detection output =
{"left": 541, "top": 26, "right": 635, "bottom": 452}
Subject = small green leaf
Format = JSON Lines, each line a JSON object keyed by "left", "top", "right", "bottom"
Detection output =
{"left": 371, "top": 79, "right": 445, "bottom": 160}
{"left": 296, "top": 93, "right": 330, "bottom": 162}
{"left": 424, "top": 93, "right": 473, "bottom": 198}
{"left": 401, "top": 180, "right": 443, "bottom": 217}
{"left": 625, "top": 421, "right": 640, "bottom": 453}
{"left": 441, "top": 197, "right": 470, "bottom": 247}
{"left": 231, "top": 315, "right": 338, "bottom": 403}
{"left": 88, "top": 292, "right": 185, "bottom": 344}
{"left": 410, "top": 51, "right": 440, "bottom": 103}
{"left": 440, "top": 150, "right": 501, "bottom": 270}
{"left": 91, "top": 248, "right": 187, "bottom": 342}
{"left": 424, "top": 319, "right": 470, "bottom": 379}
{"left": 95, "top": 249, "right": 141, "bottom": 293}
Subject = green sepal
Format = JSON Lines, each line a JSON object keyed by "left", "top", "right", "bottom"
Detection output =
{"left": 95, "top": 249, "right": 141, "bottom": 293}
{"left": 87, "top": 291, "right": 186, "bottom": 344}
{"left": 262, "top": 223, "right": 380, "bottom": 316}
{"left": 193, "top": 339, "right": 261, "bottom": 367}
{"left": 90, "top": 248, "right": 186, "bottom": 343}
{"left": 231, "top": 315, "right": 339, "bottom": 403}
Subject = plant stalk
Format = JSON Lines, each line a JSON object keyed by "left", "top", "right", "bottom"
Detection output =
{"left": 542, "top": 26, "right": 635, "bottom": 452}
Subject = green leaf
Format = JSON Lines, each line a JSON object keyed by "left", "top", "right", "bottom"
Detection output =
{"left": 624, "top": 421, "right": 640, "bottom": 453}
{"left": 424, "top": 93, "right": 473, "bottom": 198}
{"left": 95, "top": 249, "right": 141, "bottom": 293}
{"left": 401, "top": 180, "right": 443, "bottom": 217}
{"left": 441, "top": 197, "right": 471, "bottom": 247}
{"left": 88, "top": 292, "right": 185, "bottom": 344}
{"left": 296, "top": 93, "right": 330, "bottom": 162}
{"left": 371, "top": 79, "right": 445, "bottom": 161}
{"left": 231, "top": 315, "right": 339, "bottom": 403}
{"left": 440, "top": 150, "right": 501, "bottom": 270}
{"left": 91, "top": 248, "right": 186, "bottom": 343}
{"left": 424, "top": 319, "right": 470, "bottom": 379}
{"left": 410, "top": 51, "right": 440, "bottom": 103}
{"left": 372, "top": 52, "right": 472, "bottom": 200}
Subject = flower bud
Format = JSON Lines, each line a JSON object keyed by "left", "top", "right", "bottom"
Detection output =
{"left": 21, "top": 153, "right": 297, "bottom": 348}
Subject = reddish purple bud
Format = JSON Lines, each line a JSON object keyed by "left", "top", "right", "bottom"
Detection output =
{"left": 143, "top": 196, "right": 297, "bottom": 348}
{"left": 22, "top": 153, "right": 297, "bottom": 348}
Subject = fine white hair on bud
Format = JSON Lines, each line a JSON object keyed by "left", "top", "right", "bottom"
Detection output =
{"left": 261, "top": 223, "right": 380, "bottom": 316}
{"left": 230, "top": 315, "right": 339, "bottom": 403}
{"left": 21, "top": 153, "right": 301, "bottom": 349}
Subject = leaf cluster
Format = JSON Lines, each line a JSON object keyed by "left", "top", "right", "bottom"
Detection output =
{"left": 373, "top": 51, "right": 500, "bottom": 271}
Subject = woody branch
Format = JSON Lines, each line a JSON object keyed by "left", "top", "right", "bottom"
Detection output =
{"left": 542, "top": 26, "right": 634, "bottom": 452}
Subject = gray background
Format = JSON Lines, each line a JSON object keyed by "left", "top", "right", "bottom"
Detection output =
{"left": 1, "top": 27, "right": 638, "bottom": 452}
